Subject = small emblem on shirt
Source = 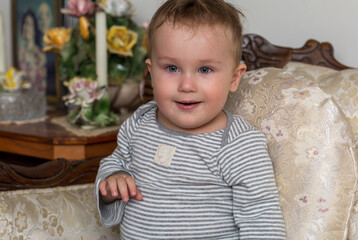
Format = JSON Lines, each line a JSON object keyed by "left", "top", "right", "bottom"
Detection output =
{"left": 154, "top": 144, "right": 176, "bottom": 167}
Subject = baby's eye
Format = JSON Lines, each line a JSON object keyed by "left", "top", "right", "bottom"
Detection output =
{"left": 198, "top": 67, "right": 212, "bottom": 74}
{"left": 166, "top": 65, "right": 179, "bottom": 72}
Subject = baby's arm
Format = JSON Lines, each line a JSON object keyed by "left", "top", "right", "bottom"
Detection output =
{"left": 94, "top": 116, "right": 136, "bottom": 227}
{"left": 94, "top": 154, "right": 138, "bottom": 227}
{"left": 221, "top": 130, "right": 286, "bottom": 239}
{"left": 99, "top": 173, "right": 143, "bottom": 203}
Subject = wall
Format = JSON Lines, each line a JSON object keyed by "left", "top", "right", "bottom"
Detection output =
{"left": 0, "top": 0, "right": 12, "bottom": 71}
{"left": 1, "top": 0, "right": 357, "bottom": 68}
{"left": 237, "top": 0, "right": 358, "bottom": 68}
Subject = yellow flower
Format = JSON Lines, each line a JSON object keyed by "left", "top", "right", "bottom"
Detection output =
{"left": 0, "top": 67, "right": 27, "bottom": 91}
{"left": 79, "top": 16, "right": 92, "bottom": 41}
{"left": 106, "top": 26, "right": 138, "bottom": 57}
{"left": 97, "top": 0, "right": 106, "bottom": 5}
{"left": 43, "top": 28, "right": 72, "bottom": 52}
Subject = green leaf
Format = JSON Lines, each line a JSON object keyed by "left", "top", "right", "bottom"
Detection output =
{"left": 66, "top": 106, "right": 81, "bottom": 124}
{"left": 129, "top": 46, "right": 147, "bottom": 79}
{"left": 93, "top": 94, "right": 111, "bottom": 116}
{"left": 108, "top": 55, "right": 130, "bottom": 84}
{"left": 82, "top": 106, "right": 94, "bottom": 121}
{"left": 79, "top": 60, "right": 97, "bottom": 79}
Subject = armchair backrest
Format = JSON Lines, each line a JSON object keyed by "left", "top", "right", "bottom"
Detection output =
{"left": 225, "top": 67, "right": 357, "bottom": 239}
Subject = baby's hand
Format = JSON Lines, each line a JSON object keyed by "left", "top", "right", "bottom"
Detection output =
{"left": 99, "top": 174, "right": 143, "bottom": 203}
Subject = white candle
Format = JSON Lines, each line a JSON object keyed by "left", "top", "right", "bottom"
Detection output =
{"left": 95, "top": 11, "right": 108, "bottom": 87}
{"left": 0, "top": 13, "right": 6, "bottom": 73}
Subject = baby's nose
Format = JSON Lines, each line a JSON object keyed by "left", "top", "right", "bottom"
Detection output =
{"left": 178, "top": 74, "right": 197, "bottom": 92}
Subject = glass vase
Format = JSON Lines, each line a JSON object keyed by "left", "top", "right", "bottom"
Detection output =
{"left": 0, "top": 89, "right": 47, "bottom": 121}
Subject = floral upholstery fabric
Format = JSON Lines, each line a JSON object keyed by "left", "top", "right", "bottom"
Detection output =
{"left": 284, "top": 61, "right": 358, "bottom": 149}
{"left": 224, "top": 67, "right": 357, "bottom": 239}
{"left": 283, "top": 61, "right": 337, "bottom": 82}
{"left": 284, "top": 62, "right": 358, "bottom": 239}
{"left": 0, "top": 184, "right": 120, "bottom": 240}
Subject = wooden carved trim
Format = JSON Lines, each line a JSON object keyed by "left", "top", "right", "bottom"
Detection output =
{"left": 242, "top": 34, "right": 292, "bottom": 71}
{"left": 0, "top": 158, "right": 100, "bottom": 191}
{"left": 242, "top": 34, "right": 351, "bottom": 71}
{"left": 290, "top": 39, "right": 350, "bottom": 70}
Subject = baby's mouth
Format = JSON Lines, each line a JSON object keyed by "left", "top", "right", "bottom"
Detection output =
{"left": 179, "top": 101, "right": 196, "bottom": 104}
{"left": 176, "top": 100, "right": 200, "bottom": 105}
{"left": 175, "top": 101, "right": 201, "bottom": 109}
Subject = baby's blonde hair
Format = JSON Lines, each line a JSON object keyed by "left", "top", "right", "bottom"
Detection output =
{"left": 147, "top": 0, "right": 245, "bottom": 64}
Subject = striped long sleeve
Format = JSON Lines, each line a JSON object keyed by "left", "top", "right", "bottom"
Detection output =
{"left": 94, "top": 112, "right": 135, "bottom": 227}
{"left": 219, "top": 126, "right": 286, "bottom": 239}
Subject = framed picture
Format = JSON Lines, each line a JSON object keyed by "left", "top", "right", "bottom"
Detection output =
{"left": 12, "top": 0, "right": 62, "bottom": 102}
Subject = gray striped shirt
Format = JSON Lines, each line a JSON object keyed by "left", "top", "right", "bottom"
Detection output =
{"left": 95, "top": 101, "right": 286, "bottom": 239}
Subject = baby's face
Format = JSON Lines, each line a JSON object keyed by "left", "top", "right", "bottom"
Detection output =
{"left": 146, "top": 22, "right": 246, "bottom": 134}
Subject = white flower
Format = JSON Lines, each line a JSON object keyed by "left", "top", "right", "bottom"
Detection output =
{"left": 261, "top": 119, "right": 275, "bottom": 135}
{"left": 240, "top": 99, "right": 255, "bottom": 115}
{"left": 295, "top": 143, "right": 322, "bottom": 165}
{"left": 306, "top": 146, "right": 320, "bottom": 160}
{"left": 62, "top": 77, "right": 106, "bottom": 107}
{"left": 245, "top": 69, "right": 268, "bottom": 85}
{"left": 260, "top": 119, "right": 287, "bottom": 142}
{"left": 294, "top": 129, "right": 328, "bottom": 165}
{"left": 97, "top": 0, "right": 135, "bottom": 16}
{"left": 272, "top": 125, "right": 288, "bottom": 142}
{"left": 282, "top": 86, "right": 330, "bottom": 108}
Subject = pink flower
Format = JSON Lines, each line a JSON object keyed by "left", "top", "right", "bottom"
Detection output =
{"left": 318, "top": 208, "right": 329, "bottom": 213}
{"left": 299, "top": 196, "right": 308, "bottom": 203}
{"left": 62, "top": 77, "right": 105, "bottom": 107}
{"left": 61, "top": 0, "right": 98, "bottom": 17}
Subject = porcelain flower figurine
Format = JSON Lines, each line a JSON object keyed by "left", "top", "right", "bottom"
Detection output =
{"left": 61, "top": 0, "right": 98, "bottom": 17}
{"left": 0, "top": 67, "right": 29, "bottom": 92}
{"left": 97, "top": 0, "right": 135, "bottom": 16}
{"left": 62, "top": 77, "right": 119, "bottom": 128}
{"left": 63, "top": 77, "right": 105, "bottom": 107}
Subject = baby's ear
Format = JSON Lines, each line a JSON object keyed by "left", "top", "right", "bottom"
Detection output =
{"left": 145, "top": 59, "right": 152, "bottom": 74}
{"left": 230, "top": 63, "right": 246, "bottom": 92}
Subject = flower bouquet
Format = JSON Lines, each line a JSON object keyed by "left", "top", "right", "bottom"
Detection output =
{"left": 43, "top": 0, "right": 148, "bottom": 129}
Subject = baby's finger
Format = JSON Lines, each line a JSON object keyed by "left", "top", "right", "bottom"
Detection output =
{"left": 106, "top": 177, "right": 120, "bottom": 197}
{"left": 125, "top": 176, "right": 138, "bottom": 197}
{"left": 99, "top": 181, "right": 108, "bottom": 196}
{"left": 135, "top": 189, "right": 143, "bottom": 201}
{"left": 117, "top": 177, "right": 130, "bottom": 202}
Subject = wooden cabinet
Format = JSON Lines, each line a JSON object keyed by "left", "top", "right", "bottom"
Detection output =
{"left": 0, "top": 113, "right": 119, "bottom": 161}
